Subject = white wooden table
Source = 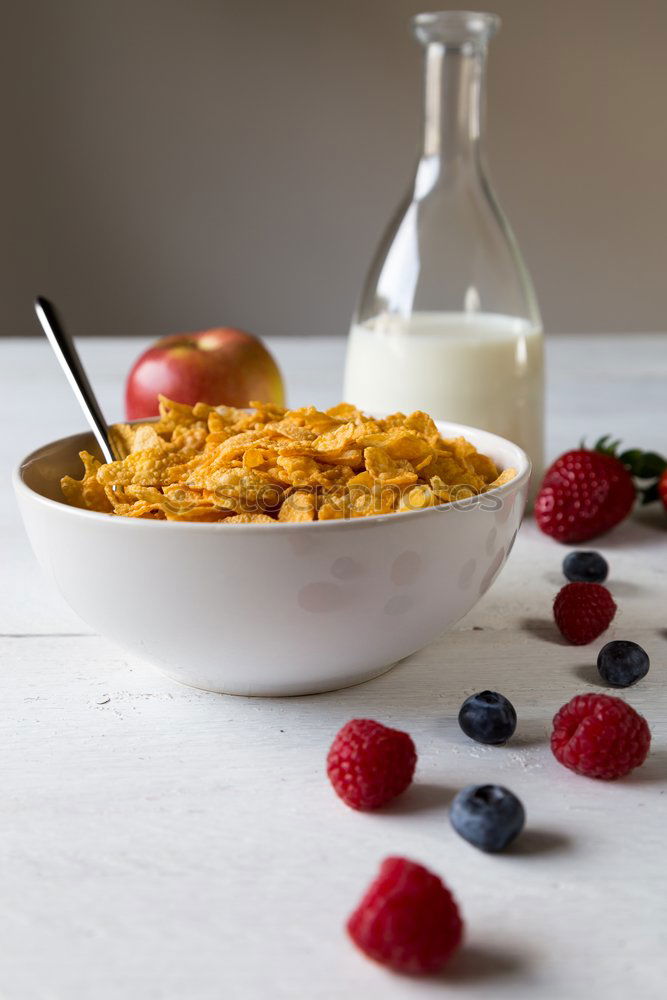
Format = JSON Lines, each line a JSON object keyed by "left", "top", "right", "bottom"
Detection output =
{"left": 1, "top": 335, "right": 666, "bottom": 1000}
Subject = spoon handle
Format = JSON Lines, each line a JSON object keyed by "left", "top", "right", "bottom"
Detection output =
{"left": 34, "top": 296, "right": 117, "bottom": 464}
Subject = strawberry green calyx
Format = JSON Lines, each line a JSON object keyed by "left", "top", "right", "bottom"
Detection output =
{"left": 592, "top": 436, "right": 667, "bottom": 505}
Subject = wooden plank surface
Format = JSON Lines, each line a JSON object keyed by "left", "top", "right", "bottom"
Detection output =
{"left": 1, "top": 335, "right": 666, "bottom": 999}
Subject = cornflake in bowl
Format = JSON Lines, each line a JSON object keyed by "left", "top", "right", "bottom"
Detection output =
{"left": 61, "top": 396, "right": 516, "bottom": 523}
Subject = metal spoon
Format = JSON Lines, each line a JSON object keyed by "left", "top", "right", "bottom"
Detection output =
{"left": 34, "top": 296, "right": 119, "bottom": 463}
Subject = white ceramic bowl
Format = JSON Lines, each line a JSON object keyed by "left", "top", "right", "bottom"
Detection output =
{"left": 14, "top": 421, "right": 529, "bottom": 696}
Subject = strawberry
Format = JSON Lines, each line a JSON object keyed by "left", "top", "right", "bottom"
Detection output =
{"left": 535, "top": 437, "right": 666, "bottom": 543}
{"left": 535, "top": 447, "right": 634, "bottom": 543}
{"left": 658, "top": 468, "right": 667, "bottom": 512}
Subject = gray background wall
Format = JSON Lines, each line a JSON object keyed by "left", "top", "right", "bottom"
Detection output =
{"left": 2, "top": 0, "right": 666, "bottom": 337}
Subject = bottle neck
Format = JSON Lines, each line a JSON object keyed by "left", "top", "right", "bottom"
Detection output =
{"left": 421, "top": 43, "right": 486, "bottom": 164}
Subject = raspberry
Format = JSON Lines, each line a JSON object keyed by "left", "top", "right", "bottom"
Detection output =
{"left": 347, "top": 857, "right": 463, "bottom": 975}
{"left": 553, "top": 582, "right": 616, "bottom": 644}
{"left": 551, "top": 693, "right": 651, "bottom": 779}
{"left": 327, "top": 719, "right": 416, "bottom": 810}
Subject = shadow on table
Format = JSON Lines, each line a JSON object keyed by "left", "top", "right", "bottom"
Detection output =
{"left": 443, "top": 944, "right": 529, "bottom": 984}
{"left": 510, "top": 728, "right": 548, "bottom": 749}
{"left": 380, "top": 782, "right": 455, "bottom": 815}
{"left": 595, "top": 505, "right": 667, "bottom": 549}
{"left": 507, "top": 828, "right": 572, "bottom": 857}
{"left": 544, "top": 570, "right": 647, "bottom": 598}
{"left": 519, "top": 617, "right": 567, "bottom": 645}
{"left": 605, "top": 578, "right": 649, "bottom": 597}
{"left": 571, "top": 662, "right": 606, "bottom": 687}
{"left": 624, "top": 747, "right": 667, "bottom": 786}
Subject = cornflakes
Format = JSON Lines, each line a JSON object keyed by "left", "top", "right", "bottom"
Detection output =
{"left": 61, "top": 396, "right": 517, "bottom": 523}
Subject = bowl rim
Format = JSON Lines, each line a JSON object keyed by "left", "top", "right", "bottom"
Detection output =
{"left": 13, "top": 417, "right": 531, "bottom": 533}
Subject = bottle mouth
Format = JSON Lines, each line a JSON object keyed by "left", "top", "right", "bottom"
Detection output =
{"left": 412, "top": 10, "right": 500, "bottom": 47}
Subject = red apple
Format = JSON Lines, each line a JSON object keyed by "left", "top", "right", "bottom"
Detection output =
{"left": 125, "top": 327, "right": 285, "bottom": 419}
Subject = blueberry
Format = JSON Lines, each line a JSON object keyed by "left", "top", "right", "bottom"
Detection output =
{"left": 597, "top": 640, "right": 649, "bottom": 687}
{"left": 458, "top": 691, "right": 517, "bottom": 745}
{"left": 450, "top": 784, "right": 525, "bottom": 852}
{"left": 563, "top": 551, "right": 608, "bottom": 583}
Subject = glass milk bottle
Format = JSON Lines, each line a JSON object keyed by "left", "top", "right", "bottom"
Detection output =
{"left": 344, "top": 10, "right": 544, "bottom": 476}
